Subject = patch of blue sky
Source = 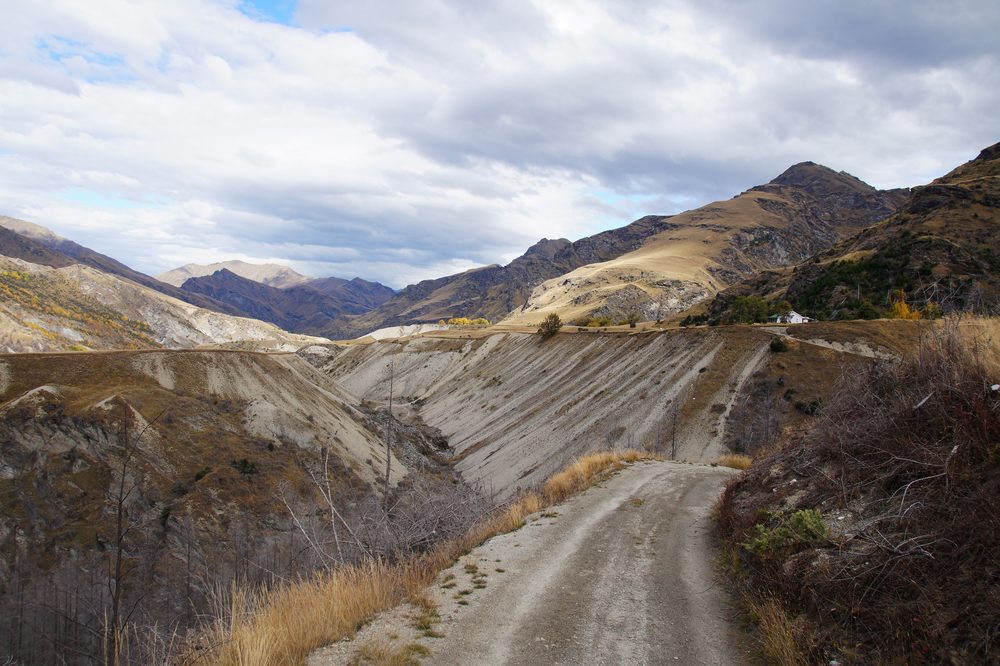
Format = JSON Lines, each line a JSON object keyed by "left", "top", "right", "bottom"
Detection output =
{"left": 593, "top": 189, "right": 662, "bottom": 207}
{"left": 59, "top": 189, "right": 161, "bottom": 211}
{"left": 239, "top": 0, "right": 298, "bottom": 25}
{"left": 35, "top": 36, "right": 132, "bottom": 84}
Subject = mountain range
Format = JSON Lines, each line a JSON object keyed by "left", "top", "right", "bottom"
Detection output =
{"left": 1, "top": 143, "right": 997, "bottom": 350}
{"left": 318, "top": 162, "right": 909, "bottom": 337}
{"left": 157, "top": 260, "right": 315, "bottom": 288}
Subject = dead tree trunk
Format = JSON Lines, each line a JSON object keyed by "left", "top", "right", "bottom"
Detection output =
{"left": 383, "top": 356, "right": 394, "bottom": 513}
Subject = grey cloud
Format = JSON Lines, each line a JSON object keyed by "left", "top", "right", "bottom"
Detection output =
{"left": 697, "top": 0, "right": 1000, "bottom": 70}
{"left": 1, "top": 0, "right": 998, "bottom": 291}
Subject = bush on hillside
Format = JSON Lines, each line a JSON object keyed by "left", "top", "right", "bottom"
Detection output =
{"left": 537, "top": 313, "right": 562, "bottom": 339}
{"left": 719, "top": 322, "right": 1000, "bottom": 662}
{"left": 769, "top": 337, "right": 789, "bottom": 352}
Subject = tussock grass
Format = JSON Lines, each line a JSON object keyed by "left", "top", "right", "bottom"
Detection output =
{"left": 349, "top": 639, "right": 429, "bottom": 666}
{"left": 202, "top": 449, "right": 655, "bottom": 665}
{"left": 542, "top": 449, "right": 649, "bottom": 504}
{"left": 715, "top": 453, "right": 752, "bottom": 470}
{"left": 743, "top": 595, "right": 808, "bottom": 666}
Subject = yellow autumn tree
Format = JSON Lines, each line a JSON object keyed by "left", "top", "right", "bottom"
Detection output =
{"left": 888, "top": 290, "right": 921, "bottom": 320}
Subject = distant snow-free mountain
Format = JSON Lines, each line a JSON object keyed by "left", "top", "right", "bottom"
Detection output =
{"left": 157, "top": 260, "right": 313, "bottom": 289}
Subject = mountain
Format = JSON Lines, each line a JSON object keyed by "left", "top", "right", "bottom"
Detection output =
{"left": 0, "top": 216, "right": 244, "bottom": 316}
{"left": 321, "top": 163, "right": 906, "bottom": 338}
{"left": 503, "top": 163, "right": 908, "bottom": 326}
{"left": 706, "top": 141, "right": 1000, "bottom": 319}
{"left": 178, "top": 269, "right": 395, "bottom": 334}
{"left": 306, "top": 276, "right": 395, "bottom": 311}
{"left": 0, "top": 255, "right": 330, "bottom": 352}
{"left": 157, "top": 260, "right": 313, "bottom": 288}
{"left": 322, "top": 215, "right": 679, "bottom": 338}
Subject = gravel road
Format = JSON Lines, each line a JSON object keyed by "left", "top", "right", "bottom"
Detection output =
{"left": 311, "top": 460, "right": 752, "bottom": 666}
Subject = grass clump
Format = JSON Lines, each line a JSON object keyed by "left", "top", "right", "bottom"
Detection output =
{"left": 350, "top": 640, "right": 430, "bottom": 666}
{"left": 715, "top": 454, "right": 752, "bottom": 470}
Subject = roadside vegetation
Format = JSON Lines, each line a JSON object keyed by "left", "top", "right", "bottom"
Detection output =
{"left": 718, "top": 319, "right": 1000, "bottom": 663}
{"left": 202, "top": 449, "right": 655, "bottom": 665}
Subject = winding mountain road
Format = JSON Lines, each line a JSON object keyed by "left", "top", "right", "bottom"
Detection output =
{"left": 312, "top": 460, "right": 751, "bottom": 665}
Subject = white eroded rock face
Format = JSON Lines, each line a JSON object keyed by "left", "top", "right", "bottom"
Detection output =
{"left": 322, "top": 328, "right": 771, "bottom": 498}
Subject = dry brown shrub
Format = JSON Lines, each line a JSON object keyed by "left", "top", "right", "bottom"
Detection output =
{"left": 719, "top": 318, "right": 1000, "bottom": 662}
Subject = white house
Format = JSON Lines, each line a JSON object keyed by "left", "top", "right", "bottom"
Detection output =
{"left": 769, "top": 310, "right": 813, "bottom": 324}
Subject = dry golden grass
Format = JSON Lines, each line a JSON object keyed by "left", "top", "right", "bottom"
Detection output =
{"left": 202, "top": 449, "right": 655, "bottom": 666}
{"left": 715, "top": 454, "right": 752, "bottom": 470}
{"left": 743, "top": 595, "right": 808, "bottom": 666}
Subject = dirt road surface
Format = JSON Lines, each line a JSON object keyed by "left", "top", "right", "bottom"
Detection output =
{"left": 311, "top": 460, "right": 753, "bottom": 666}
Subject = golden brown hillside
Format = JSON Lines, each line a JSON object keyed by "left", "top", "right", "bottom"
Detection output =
{"left": 505, "top": 163, "right": 906, "bottom": 326}
{"left": 707, "top": 141, "right": 1000, "bottom": 320}
{"left": 0, "top": 256, "right": 331, "bottom": 352}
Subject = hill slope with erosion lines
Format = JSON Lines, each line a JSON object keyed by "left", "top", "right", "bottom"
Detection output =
{"left": 0, "top": 349, "right": 407, "bottom": 662}
{"left": 707, "top": 141, "right": 1000, "bottom": 319}
{"left": 0, "top": 257, "right": 330, "bottom": 352}
{"left": 506, "top": 163, "right": 908, "bottom": 326}
{"left": 319, "top": 322, "right": 923, "bottom": 498}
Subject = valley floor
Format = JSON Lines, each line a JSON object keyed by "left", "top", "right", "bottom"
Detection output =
{"left": 310, "top": 460, "right": 752, "bottom": 666}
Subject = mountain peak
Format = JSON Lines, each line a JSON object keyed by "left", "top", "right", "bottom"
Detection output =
{"left": 157, "top": 260, "right": 312, "bottom": 289}
{"left": 764, "top": 161, "right": 877, "bottom": 196}
{"left": 974, "top": 141, "right": 1000, "bottom": 163}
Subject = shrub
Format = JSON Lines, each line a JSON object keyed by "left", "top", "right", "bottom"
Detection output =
{"left": 769, "top": 337, "right": 789, "bottom": 353}
{"left": 743, "top": 509, "right": 827, "bottom": 557}
{"left": 793, "top": 399, "right": 822, "bottom": 415}
{"left": 720, "top": 320, "right": 1000, "bottom": 661}
{"left": 230, "top": 458, "right": 258, "bottom": 475}
{"left": 536, "top": 313, "right": 562, "bottom": 339}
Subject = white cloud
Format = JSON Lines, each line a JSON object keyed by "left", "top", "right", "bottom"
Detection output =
{"left": 0, "top": 0, "right": 996, "bottom": 288}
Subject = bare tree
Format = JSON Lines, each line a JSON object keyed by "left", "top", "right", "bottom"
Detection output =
{"left": 106, "top": 398, "right": 165, "bottom": 666}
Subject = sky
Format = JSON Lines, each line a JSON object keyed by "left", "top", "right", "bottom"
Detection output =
{"left": 0, "top": 1, "right": 997, "bottom": 288}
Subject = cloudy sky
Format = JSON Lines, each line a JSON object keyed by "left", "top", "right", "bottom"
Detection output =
{"left": 0, "top": 0, "right": 997, "bottom": 288}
